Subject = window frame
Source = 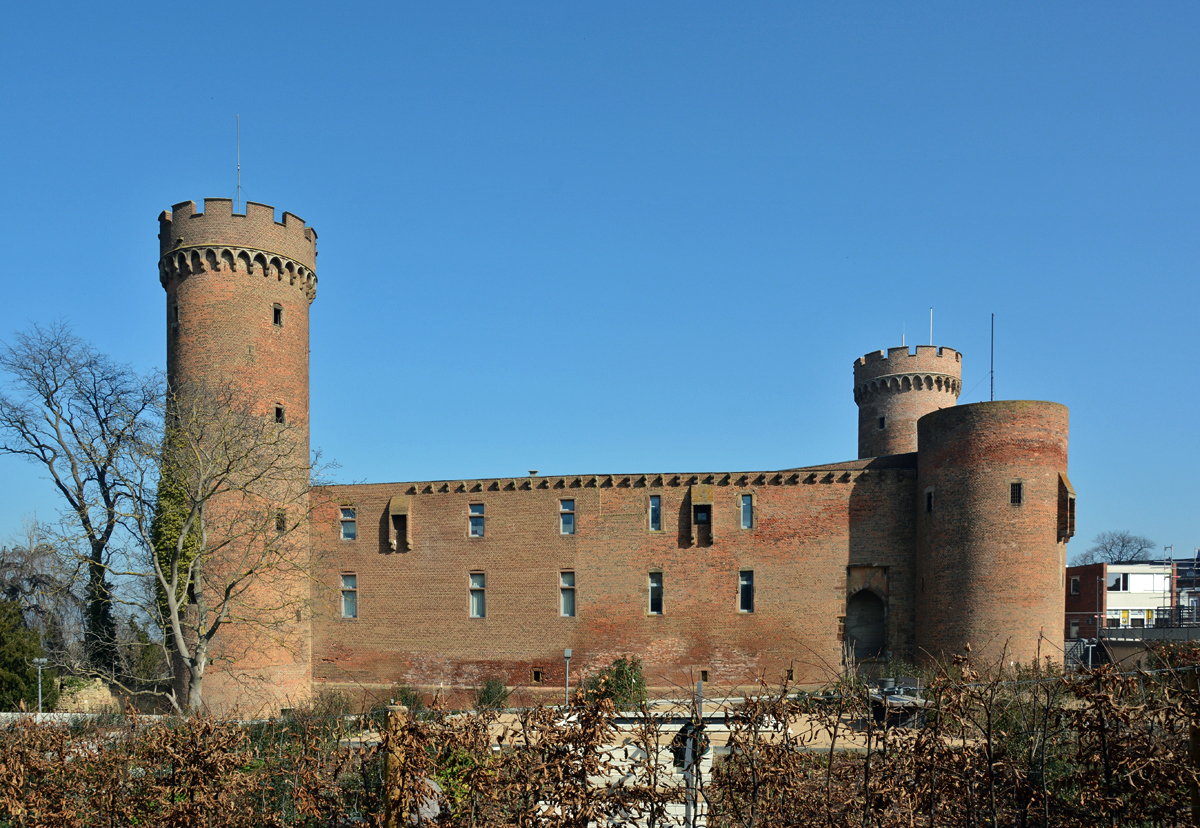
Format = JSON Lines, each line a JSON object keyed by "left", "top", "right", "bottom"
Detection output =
{"left": 648, "top": 495, "right": 662, "bottom": 532}
{"left": 648, "top": 571, "right": 664, "bottom": 616}
{"left": 560, "top": 570, "right": 576, "bottom": 617}
{"left": 340, "top": 507, "right": 357, "bottom": 541}
{"left": 1009, "top": 480, "right": 1024, "bottom": 506}
{"left": 340, "top": 573, "right": 357, "bottom": 619}
{"left": 739, "top": 493, "right": 754, "bottom": 530}
{"left": 468, "top": 503, "right": 485, "bottom": 538}
{"left": 559, "top": 499, "right": 576, "bottom": 536}
{"left": 1070, "top": 576, "right": 1080, "bottom": 595}
{"left": 469, "top": 572, "right": 486, "bottom": 618}
{"left": 739, "top": 569, "right": 755, "bottom": 613}
{"left": 272, "top": 303, "right": 284, "bottom": 327}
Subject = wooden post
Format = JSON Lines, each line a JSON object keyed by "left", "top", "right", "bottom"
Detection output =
{"left": 384, "top": 705, "right": 409, "bottom": 828}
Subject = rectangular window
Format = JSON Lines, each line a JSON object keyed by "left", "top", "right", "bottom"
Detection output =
{"left": 1070, "top": 577, "right": 1080, "bottom": 595}
{"left": 560, "top": 499, "right": 575, "bottom": 535}
{"left": 740, "top": 494, "right": 753, "bottom": 529}
{"left": 273, "top": 304, "right": 284, "bottom": 326}
{"left": 275, "top": 510, "right": 287, "bottom": 534}
{"left": 1069, "top": 620, "right": 1079, "bottom": 638}
{"left": 925, "top": 490, "right": 934, "bottom": 514}
{"left": 648, "top": 572, "right": 663, "bottom": 615}
{"left": 700, "top": 670, "right": 709, "bottom": 683}
{"left": 739, "top": 570, "right": 754, "bottom": 612}
{"left": 560, "top": 571, "right": 576, "bottom": 617}
{"left": 649, "top": 495, "right": 661, "bottom": 531}
{"left": 274, "top": 405, "right": 286, "bottom": 424}
{"left": 470, "top": 572, "right": 486, "bottom": 618}
{"left": 341, "top": 574, "right": 357, "bottom": 619}
{"left": 532, "top": 669, "right": 544, "bottom": 683}
{"left": 785, "top": 668, "right": 794, "bottom": 682}
{"left": 340, "top": 507, "right": 357, "bottom": 540}
{"left": 469, "top": 503, "right": 485, "bottom": 537}
{"left": 878, "top": 416, "right": 886, "bottom": 430}
{"left": 1108, "top": 573, "right": 1129, "bottom": 592}
{"left": 1010, "top": 482, "right": 1023, "bottom": 505}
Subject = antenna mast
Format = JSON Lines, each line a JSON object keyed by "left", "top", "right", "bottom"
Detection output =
{"left": 235, "top": 115, "right": 242, "bottom": 213}
{"left": 990, "top": 313, "right": 995, "bottom": 402}
{"left": 929, "top": 307, "right": 933, "bottom": 346}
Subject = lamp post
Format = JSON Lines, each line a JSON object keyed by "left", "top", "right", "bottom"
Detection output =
{"left": 563, "top": 649, "right": 572, "bottom": 706}
{"left": 32, "top": 658, "right": 47, "bottom": 715}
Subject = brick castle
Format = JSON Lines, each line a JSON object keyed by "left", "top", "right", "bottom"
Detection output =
{"left": 159, "top": 198, "right": 1076, "bottom": 715}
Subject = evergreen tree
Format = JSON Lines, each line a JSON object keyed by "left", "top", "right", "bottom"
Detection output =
{"left": 0, "top": 599, "right": 58, "bottom": 711}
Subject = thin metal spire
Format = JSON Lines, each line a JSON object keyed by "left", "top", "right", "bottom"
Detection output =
{"left": 235, "top": 115, "right": 243, "bottom": 212}
{"left": 990, "top": 313, "right": 995, "bottom": 402}
{"left": 929, "top": 307, "right": 933, "bottom": 346}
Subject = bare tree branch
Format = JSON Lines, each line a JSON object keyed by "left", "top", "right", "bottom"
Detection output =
{"left": 0, "top": 322, "right": 162, "bottom": 671}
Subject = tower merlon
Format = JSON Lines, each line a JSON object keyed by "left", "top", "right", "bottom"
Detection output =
{"left": 854, "top": 346, "right": 961, "bottom": 385}
{"left": 158, "top": 198, "right": 317, "bottom": 271}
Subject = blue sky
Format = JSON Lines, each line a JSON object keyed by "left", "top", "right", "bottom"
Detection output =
{"left": 0, "top": 2, "right": 1196, "bottom": 560}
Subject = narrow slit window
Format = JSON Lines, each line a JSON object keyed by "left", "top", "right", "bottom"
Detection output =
{"left": 469, "top": 503, "right": 485, "bottom": 537}
{"left": 1010, "top": 481, "right": 1023, "bottom": 505}
{"left": 739, "top": 570, "right": 754, "bottom": 612}
{"left": 391, "top": 513, "right": 408, "bottom": 550}
{"left": 648, "top": 572, "right": 663, "bottom": 615}
{"left": 273, "top": 304, "right": 284, "bottom": 326}
{"left": 341, "top": 574, "right": 357, "bottom": 619}
{"left": 560, "top": 571, "right": 576, "bottom": 617}
{"left": 740, "top": 494, "right": 753, "bottom": 529}
{"left": 275, "top": 510, "right": 286, "bottom": 533}
{"left": 560, "top": 499, "right": 575, "bottom": 535}
{"left": 470, "top": 572, "right": 486, "bottom": 617}
{"left": 878, "top": 416, "right": 885, "bottom": 430}
{"left": 275, "top": 405, "right": 286, "bottom": 424}
{"left": 925, "top": 490, "right": 934, "bottom": 514}
{"left": 649, "top": 495, "right": 661, "bottom": 531}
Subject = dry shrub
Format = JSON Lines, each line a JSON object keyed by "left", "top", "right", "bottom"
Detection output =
{"left": 2, "top": 656, "right": 1199, "bottom": 827}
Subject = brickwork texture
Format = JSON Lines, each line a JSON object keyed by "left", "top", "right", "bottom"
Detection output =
{"left": 158, "top": 197, "right": 1072, "bottom": 712}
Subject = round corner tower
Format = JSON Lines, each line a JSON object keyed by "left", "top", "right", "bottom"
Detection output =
{"left": 853, "top": 346, "right": 962, "bottom": 458}
{"left": 915, "top": 401, "right": 1070, "bottom": 665}
{"left": 158, "top": 198, "right": 317, "bottom": 715}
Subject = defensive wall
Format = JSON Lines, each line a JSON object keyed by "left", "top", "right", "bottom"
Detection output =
{"left": 309, "top": 456, "right": 920, "bottom": 697}
{"left": 155, "top": 197, "right": 1074, "bottom": 714}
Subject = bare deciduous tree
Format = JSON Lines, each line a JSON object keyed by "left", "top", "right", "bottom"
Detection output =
{"left": 1070, "top": 530, "right": 1157, "bottom": 566}
{"left": 0, "top": 520, "right": 84, "bottom": 661}
{"left": 0, "top": 323, "right": 161, "bottom": 671}
{"left": 126, "top": 383, "right": 321, "bottom": 714}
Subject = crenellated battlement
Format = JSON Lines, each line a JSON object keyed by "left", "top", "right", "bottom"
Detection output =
{"left": 853, "top": 345, "right": 961, "bottom": 386}
{"left": 158, "top": 198, "right": 317, "bottom": 271}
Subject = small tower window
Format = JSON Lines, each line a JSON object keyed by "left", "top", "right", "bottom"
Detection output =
{"left": 1010, "top": 481, "right": 1023, "bottom": 505}
{"left": 275, "top": 510, "right": 287, "bottom": 533}
{"left": 169, "top": 303, "right": 179, "bottom": 329}
{"left": 878, "top": 416, "right": 886, "bottom": 430}
{"left": 925, "top": 489, "right": 934, "bottom": 513}
{"left": 273, "top": 304, "right": 284, "bottom": 327}
{"left": 275, "top": 405, "right": 285, "bottom": 424}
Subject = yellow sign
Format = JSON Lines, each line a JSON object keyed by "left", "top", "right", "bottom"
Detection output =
{"left": 1121, "top": 610, "right": 1129, "bottom": 625}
